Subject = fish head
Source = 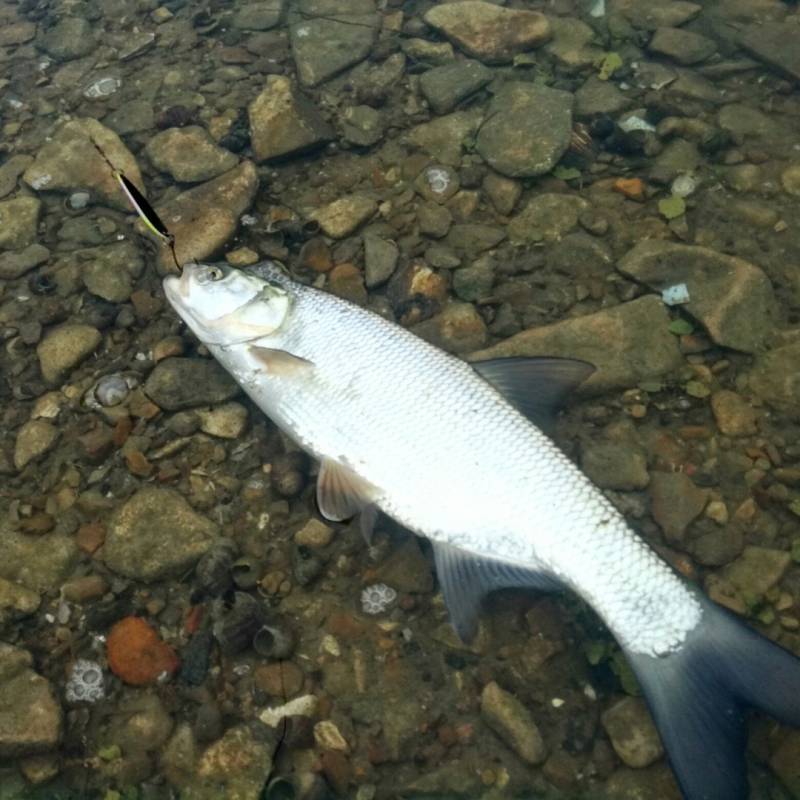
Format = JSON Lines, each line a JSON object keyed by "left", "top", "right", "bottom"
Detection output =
{"left": 163, "top": 262, "right": 291, "bottom": 345}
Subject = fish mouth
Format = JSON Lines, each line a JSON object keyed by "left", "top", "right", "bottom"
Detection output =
{"left": 162, "top": 267, "right": 193, "bottom": 307}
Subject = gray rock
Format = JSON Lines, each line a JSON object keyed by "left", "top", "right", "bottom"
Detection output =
{"left": 37, "top": 324, "right": 102, "bottom": 385}
{"left": 617, "top": 240, "right": 777, "bottom": 353}
{"left": 0, "top": 527, "right": 78, "bottom": 593}
{"left": 248, "top": 75, "right": 334, "bottom": 162}
{"left": 605, "top": 763, "right": 682, "bottom": 800}
{"left": 82, "top": 241, "right": 145, "bottom": 303}
{"left": 145, "top": 127, "right": 238, "bottom": 183}
{"left": 0, "top": 156, "right": 33, "bottom": 200}
{"left": 545, "top": 17, "right": 603, "bottom": 69}
{"left": 419, "top": 60, "right": 493, "bottom": 115}
{"left": 311, "top": 194, "right": 376, "bottom": 239}
{"left": 13, "top": 420, "right": 59, "bottom": 472}
{"left": 547, "top": 232, "right": 612, "bottom": 279}
{"left": 721, "top": 546, "right": 791, "bottom": 598}
{"left": 373, "top": 537, "right": 433, "bottom": 593}
{"left": 341, "top": 105, "right": 383, "bottom": 147}
{"left": 0, "top": 645, "right": 61, "bottom": 757}
{"left": 104, "top": 99, "right": 155, "bottom": 135}
{"left": 364, "top": 235, "right": 399, "bottom": 288}
{"left": 232, "top": 0, "right": 286, "bottom": 30}
{"left": 414, "top": 165, "right": 460, "bottom": 204}
{"left": 747, "top": 342, "right": 800, "bottom": 418}
{"left": 575, "top": 75, "right": 632, "bottom": 117}
{"left": 290, "top": 0, "right": 377, "bottom": 87}
{"left": 692, "top": 527, "right": 744, "bottom": 567}
{"left": 425, "top": 244, "right": 461, "bottom": 269}
{"left": 107, "top": 692, "right": 174, "bottom": 754}
{"left": 718, "top": 103, "right": 789, "bottom": 146}
{"left": 406, "top": 109, "right": 484, "bottom": 166}
{"left": 444, "top": 224, "right": 505, "bottom": 254}
{"left": 404, "top": 759, "right": 481, "bottom": 796}
{"left": 144, "top": 358, "right": 239, "bottom": 411}
{"left": 740, "top": 22, "right": 800, "bottom": 82}
{"left": 480, "top": 680, "right": 547, "bottom": 764}
{"left": 38, "top": 16, "right": 95, "bottom": 60}
{"left": 412, "top": 302, "right": 488, "bottom": 354}
{"left": 470, "top": 296, "right": 683, "bottom": 394}
{"left": 104, "top": 487, "right": 220, "bottom": 582}
{"left": 650, "top": 139, "right": 702, "bottom": 182}
{"left": 196, "top": 402, "right": 249, "bottom": 439}
{"left": 401, "top": 38, "right": 455, "bottom": 66}
{"left": 417, "top": 201, "right": 452, "bottom": 238}
{"left": 649, "top": 471, "right": 709, "bottom": 543}
{"left": 0, "top": 243, "right": 49, "bottom": 280}
{"left": 340, "top": 52, "right": 406, "bottom": 106}
{"left": 477, "top": 83, "right": 572, "bottom": 178}
{"left": 0, "top": 578, "right": 40, "bottom": 628}
{"left": 582, "top": 428, "right": 649, "bottom": 491}
{"left": 482, "top": 172, "right": 521, "bottom": 216}
{"left": 616, "top": 0, "right": 701, "bottom": 30}
{"left": 648, "top": 27, "right": 717, "bottom": 65}
{"left": 769, "top": 729, "right": 800, "bottom": 799}
{"left": 0, "top": 197, "right": 40, "bottom": 252}
{"left": 710, "top": 390, "right": 758, "bottom": 437}
{"left": 453, "top": 257, "right": 494, "bottom": 302}
{"left": 423, "top": 2, "right": 550, "bottom": 64}
{"left": 601, "top": 697, "right": 663, "bottom": 768}
{"left": 509, "top": 193, "right": 587, "bottom": 244}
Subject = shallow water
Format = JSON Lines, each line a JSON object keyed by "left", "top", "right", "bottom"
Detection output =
{"left": 1, "top": 0, "right": 800, "bottom": 798}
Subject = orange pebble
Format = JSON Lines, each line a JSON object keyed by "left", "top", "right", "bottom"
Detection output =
{"left": 107, "top": 617, "right": 179, "bottom": 686}
{"left": 613, "top": 177, "right": 645, "bottom": 201}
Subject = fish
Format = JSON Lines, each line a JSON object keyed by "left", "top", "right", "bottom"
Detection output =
{"left": 164, "top": 260, "right": 800, "bottom": 800}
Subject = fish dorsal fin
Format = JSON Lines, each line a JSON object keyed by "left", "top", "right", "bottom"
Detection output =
{"left": 472, "top": 356, "right": 595, "bottom": 432}
{"left": 317, "top": 458, "right": 380, "bottom": 522}
{"left": 432, "top": 542, "right": 562, "bottom": 643}
{"left": 248, "top": 346, "right": 314, "bottom": 376}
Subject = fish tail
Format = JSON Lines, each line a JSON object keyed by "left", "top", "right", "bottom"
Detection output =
{"left": 626, "top": 593, "right": 800, "bottom": 800}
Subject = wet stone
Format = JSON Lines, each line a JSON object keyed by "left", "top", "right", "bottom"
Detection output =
{"left": 739, "top": 21, "right": 800, "bottom": 83}
{"left": 328, "top": 263, "right": 368, "bottom": 305}
{"left": 38, "top": 16, "right": 95, "bottom": 60}
{"left": 444, "top": 223, "right": 505, "bottom": 254}
{"left": 146, "top": 126, "right": 238, "bottom": 183}
{"left": 508, "top": 193, "right": 587, "bottom": 244}
{"left": 13, "top": 420, "right": 59, "bottom": 472}
{"left": 37, "top": 324, "right": 102, "bottom": 385}
{"left": 423, "top": 2, "right": 550, "bottom": 64}
{"left": 452, "top": 258, "right": 494, "bottom": 302}
{"left": 364, "top": 235, "right": 398, "bottom": 288}
{"left": 104, "top": 99, "right": 155, "bottom": 135}
{"left": 721, "top": 546, "right": 791, "bottom": 598}
{"left": 481, "top": 680, "right": 546, "bottom": 764}
{"left": 249, "top": 75, "right": 334, "bottom": 162}
{"left": 144, "top": 358, "right": 239, "bottom": 411}
{"left": 412, "top": 302, "right": 488, "bottom": 354}
{"left": 419, "top": 60, "right": 493, "bottom": 115}
{"left": 310, "top": 194, "right": 377, "bottom": 239}
{"left": 747, "top": 342, "right": 800, "bottom": 419}
{"left": 545, "top": 17, "right": 603, "bottom": 69}
{"left": 401, "top": 38, "right": 455, "bottom": 66}
{"left": 196, "top": 402, "right": 248, "bottom": 439}
{"left": 0, "top": 196, "right": 41, "bottom": 252}
{"left": 0, "top": 156, "right": 34, "bottom": 200}
{"left": 0, "top": 578, "right": 40, "bottom": 627}
{"left": 477, "top": 83, "right": 573, "bottom": 178}
{"left": 104, "top": 487, "right": 220, "bottom": 582}
{"left": 581, "top": 437, "right": 649, "bottom": 491}
{"left": 692, "top": 527, "right": 744, "bottom": 567}
{"left": 406, "top": 109, "right": 483, "bottom": 166}
{"left": 341, "top": 105, "right": 383, "bottom": 147}
{"left": 616, "top": 0, "right": 701, "bottom": 30}
{"left": 575, "top": 75, "right": 632, "bottom": 117}
{"left": 649, "top": 471, "right": 708, "bottom": 543}
{"left": 417, "top": 201, "right": 452, "bottom": 238}
{"left": 710, "top": 390, "right": 758, "bottom": 437}
{"left": 770, "top": 729, "right": 800, "bottom": 799}
{"left": 82, "top": 241, "right": 144, "bottom": 303}
{"left": 601, "top": 696, "right": 663, "bottom": 768}
{"left": 648, "top": 27, "right": 716, "bottom": 65}
{"left": 425, "top": 244, "right": 461, "bottom": 269}
{"left": 0, "top": 525, "right": 78, "bottom": 594}
{"left": 0, "top": 645, "right": 61, "bottom": 758}
{"left": 232, "top": 0, "right": 286, "bottom": 30}
{"left": 107, "top": 692, "right": 174, "bottom": 754}
{"left": 0, "top": 242, "right": 48, "bottom": 282}
{"left": 482, "top": 172, "right": 521, "bottom": 216}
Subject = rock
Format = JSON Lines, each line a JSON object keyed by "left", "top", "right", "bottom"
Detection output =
{"left": 710, "top": 390, "right": 757, "bottom": 436}
{"left": 417, "top": 201, "right": 452, "bottom": 238}
{"left": 649, "top": 471, "right": 709, "bottom": 543}
{"left": 482, "top": 173, "right": 521, "bottom": 216}
{"left": 718, "top": 103, "right": 789, "bottom": 147}
{"left": 545, "top": 17, "right": 603, "bottom": 69}
{"left": 310, "top": 194, "right": 377, "bottom": 239}
{"left": 104, "top": 487, "right": 220, "bottom": 582}
{"left": 145, "top": 358, "right": 239, "bottom": 411}
{"left": 770, "top": 729, "right": 800, "bottom": 799}
{"left": 290, "top": 0, "right": 377, "bottom": 87}
{"left": 477, "top": 83, "right": 572, "bottom": 178}
{"left": 343, "top": 52, "right": 406, "bottom": 106}
{"left": 617, "top": 240, "right": 776, "bottom": 353}
{"left": 739, "top": 22, "right": 800, "bottom": 83}
{"left": 152, "top": 161, "right": 258, "bottom": 271}
{"left": 146, "top": 127, "right": 238, "bottom": 183}
{"left": 0, "top": 156, "right": 33, "bottom": 200}
{"left": 581, "top": 435, "right": 649, "bottom": 491}
{"left": 0, "top": 196, "right": 40, "bottom": 251}
{"left": 480, "top": 681, "right": 546, "bottom": 764}
{"left": 106, "top": 691, "right": 174, "bottom": 751}
{"left": 453, "top": 258, "right": 494, "bottom": 302}
{"left": 328, "top": 263, "right": 368, "bottom": 305}
{"left": 406, "top": 109, "right": 484, "bottom": 166}
{"left": 405, "top": 759, "right": 482, "bottom": 796}
{"left": 0, "top": 645, "right": 61, "bottom": 757}
{"left": 36, "top": 324, "right": 102, "bottom": 385}
{"left": 0, "top": 526, "right": 78, "bottom": 594}
{"left": 107, "top": 619, "right": 179, "bottom": 686}
{"left": 294, "top": 519, "right": 334, "bottom": 549}
{"left": 364, "top": 235, "right": 398, "bottom": 287}
{"left": 747, "top": 342, "right": 800, "bottom": 418}
{"left": 411, "top": 302, "right": 488, "bottom": 354}
{"left": 547, "top": 232, "right": 612, "bottom": 279}
{"left": 81, "top": 241, "right": 144, "bottom": 303}
{"left": 605, "top": 763, "right": 682, "bottom": 800}
{"left": 341, "top": 105, "right": 383, "bottom": 147}
{"left": 0, "top": 578, "right": 40, "bottom": 627}
{"left": 196, "top": 402, "right": 248, "bottom": 439}
{"left": 232, "top": 0, "right": 285, "bottom": 30}
{"left": 782, "top": 164, "right": 800, "bottom": 198}
{"left": 415, "top": 165, "right": 460, "bottom": 204}
{"left": 419, "top": 60, "right": 493, "bottom": 115}
{"left": 615, "top": 0, "right": 700, "bottom": 30}
{"left": 249, "top": 75, "right": 334, "bottom": 161}
{"left": 423, "top": 2, "right": 550, "bottom": 64}
{"left": 254, "top": 661, "right": 304, "bottom": 697}
{"left": 0, "top": 244, "right": 49, "bottom": 280}
{"left": 23, "top": 118, "right": 143, "bottom": 212}
{"left": 648, "top": 27, "right": 716, "bottom": 65}
{"left": 692, "top": 527, "right": 744, "bottom": 567}
{"left": 470, "top": 296, "right": 683, "bottom": 394}
{"left": 508, "top": 193, "right": 587, "bottom": 244}
{"left": 0, "top": 21, "right": 36, "bottom": 47}
{"left": 721, "top": 547, "right": 791, "bottom": 598}
{"left": 38, "top": 16, "right": 95, "bottom": 60}
{"left": 373, "top": 537, "right": 433, "bottom": 593}
{"left": 13, "top": 420, "right": 59, "bottom": 472}
{"left": 601, "top": 697, "right": 663, "bottom": 768}
{"left": 575, "top": 75, "right": 632, "bottom": 117}
{"left": 425, "top": 244, "right": 461, "bottom": 269}
{"left": 444, "top": 224, "right": 505, "bottom": 255}
{"left": 387, "top": 262, "right": 448, "bottom": 323}
{"left": 104, "top": 99, "right": 155, "bottom": 135}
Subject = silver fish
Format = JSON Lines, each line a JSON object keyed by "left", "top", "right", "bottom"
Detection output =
{"left": 165, "top": 261, "right": 800, "bottom": 800}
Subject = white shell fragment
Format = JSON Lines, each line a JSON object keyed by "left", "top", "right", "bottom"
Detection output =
{"left": 619, "top": 115, "right": 656, "bottom": 133}
{"left": 360, "top": 583, "right": 397, "bottom": 615}
{"left": 661, "top": 283, "right": 691, "bottom": 306}
{"left": 671, "top": 174, "right": 698, "bottom": 198}
{"left": 83, "top": 77, "right": 121, "bottom": 99}
{"left": 65, "top": 659, "right": 105, "bottom": 704}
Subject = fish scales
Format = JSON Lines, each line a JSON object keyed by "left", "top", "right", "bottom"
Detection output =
{"left": 206, "top": 269, "right": 701, "bottom": 657}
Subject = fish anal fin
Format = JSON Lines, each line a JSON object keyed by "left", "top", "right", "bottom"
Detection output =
{"left": 248, "top": 346, "right": 314, "bottom": 376}
{"left": 473, "top": 356, "right": 595, "bottom": 432}
{"left": 432, "top": 542, "right": 561, "bottom": 643}
{"left": 317, "top": 458, "right": 379, "bottom": 522}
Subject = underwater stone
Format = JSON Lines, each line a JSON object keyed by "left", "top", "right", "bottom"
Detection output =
{"left": 480, "top": 681, "right": 546, "bottom": 764}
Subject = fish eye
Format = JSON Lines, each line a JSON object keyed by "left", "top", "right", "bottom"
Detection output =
{"left": 208, "top": 266, "right": 224, "bottom": 281}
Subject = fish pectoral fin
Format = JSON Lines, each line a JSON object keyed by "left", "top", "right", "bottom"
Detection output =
{"left": 248, "top": 346, "right": 314, "bottom": 376}
{"left": 317, "top": 459, "right": 380, "bottom": 522}
{"left": 432, "top": 542, "right": 562, "bottom": 643}
{"left": 472, "top": 356, "right": 595, "bottom": 433}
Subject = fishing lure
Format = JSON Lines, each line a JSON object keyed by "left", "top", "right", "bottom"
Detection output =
{"left": 91, "top": 140, "right": 182, "bottom": 271}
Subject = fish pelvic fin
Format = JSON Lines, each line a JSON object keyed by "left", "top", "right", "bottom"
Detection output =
{"left": 626, "top": 593, "right": 800, "bottom": 800}
{"left": 317, "top": 458, "right": 380, "bottom": 522}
